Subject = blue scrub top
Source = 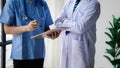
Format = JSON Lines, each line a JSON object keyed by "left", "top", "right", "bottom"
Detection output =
{"left": 0, "top": 0, "right": 53, "bottom": 60}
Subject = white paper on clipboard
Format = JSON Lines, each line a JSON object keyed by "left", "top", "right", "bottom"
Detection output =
{"left": 31, "top": 27, "right": 69, "bottom": 39}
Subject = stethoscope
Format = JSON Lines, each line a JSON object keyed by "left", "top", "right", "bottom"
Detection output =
{"left": 21, "top": 0, "right": 46, "bottom": 23}
{"left": 23, "top": 7, "right": 45, "bottom": 21}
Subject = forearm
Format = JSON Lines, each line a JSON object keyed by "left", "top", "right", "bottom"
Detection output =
{"left": 55, "top": 6, "right": 67, "bottom": 28}
{"left": 55, "top": 17, "right": 67, "bottom": 28}
{"left": 4, "top": 24, "right": 27, "bottom": 34}
{"left": 4, "top": 20, "right": 40, "bottom": 34}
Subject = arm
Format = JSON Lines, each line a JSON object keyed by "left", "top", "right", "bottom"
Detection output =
{"left": 4, "top": 24, "right": 27, "bottom": 34}
{"left": 60, "top": 2, "right": 100, "bottom": 34}
{"left": 4, "top": 20, "right": 39, "bottom": 34}
{"left": 55, "top": 0, "right": 70, "bottom": 27}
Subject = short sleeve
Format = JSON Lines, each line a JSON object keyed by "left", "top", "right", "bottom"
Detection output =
{"left": 44, "top": 3, "right": 53, "bottom": 27}
{"left": 0, "top": 0, "right": 16, "bottom": 25}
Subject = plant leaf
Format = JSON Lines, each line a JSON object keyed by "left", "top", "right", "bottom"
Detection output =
{"left": 116, "top": 50, "right": 120, "bottom": 57}
{"left": 113, "top": 15, "right": 119, "bottom": 28}
{"left": 106, "top": 49, "right": 115, "bottom": 57}
{"left": 113, "top": 15, "right": 120, "bottom": 29}
{"left": 117, "top": 43, "right": 120, "bottom": 48}
{"left": 117, "top": 65, "right": 120, "bottom": 68}
{"left": 112, "top": 59, "right": 120, "bottom": 65}
{"left": 116, "top": 31, "right": 120, "bottom": 47}
{"left": 104, "top": 55, "right": 113, "bottom": 65}
{"left": 105, "top": 32, "right": 113, "bottom": 40}
{"left": 106, "top": 41, "right": 116, "bottom": 48}
{"left": 109, "top": 21, "right": 114, "bottom": 28}
{"left": 108, "top": 28, "right": 118, "bottom": 40}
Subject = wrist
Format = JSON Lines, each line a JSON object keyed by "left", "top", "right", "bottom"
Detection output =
{"left": 23, "top": 26, "right": 28, "bottom": 32}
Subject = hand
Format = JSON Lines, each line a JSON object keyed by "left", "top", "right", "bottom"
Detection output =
{"left": 61, "top": 17, "right": 67, "bottom": 23}
{"left": 46, "top": 30, "right": 61, "bottom": 39}
{"left": 26, "top": 20, "right": 39, "bottom": 31}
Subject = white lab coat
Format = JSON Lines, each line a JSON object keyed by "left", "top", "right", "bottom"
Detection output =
{"left": 55, "top": 0, "right": 100, "bottom": 68}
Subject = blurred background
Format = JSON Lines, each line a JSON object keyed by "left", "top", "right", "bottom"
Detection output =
{"left": 0, "top": 0, "right": 120, "bottom": 68}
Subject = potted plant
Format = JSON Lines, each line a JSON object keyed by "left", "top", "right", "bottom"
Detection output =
{"left": 104, "top": 15, "right": 120, "bottom": 68}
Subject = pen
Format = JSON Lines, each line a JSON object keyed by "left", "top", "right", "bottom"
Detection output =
{"left": 24, "top": 16, "right": 42, "bottom": 27}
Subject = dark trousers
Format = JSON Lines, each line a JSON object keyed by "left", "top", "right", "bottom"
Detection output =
{"left": 13, "top": 59, "right": 44, "bottom": 68}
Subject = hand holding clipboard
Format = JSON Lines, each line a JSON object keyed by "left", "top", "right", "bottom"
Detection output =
{"left": 31, "top": 27, "right": 69, "bottom": 39}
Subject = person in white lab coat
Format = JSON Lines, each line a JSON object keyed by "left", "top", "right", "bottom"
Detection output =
{"left": 55, "top": 0, "right": 100, "bottom": 68}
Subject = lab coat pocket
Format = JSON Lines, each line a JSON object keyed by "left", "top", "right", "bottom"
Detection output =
{"left": 72, "top": 39, "right": 84, "bottom": 57}
{"left": 71, "top": 39, "right": 86, "bottom": 68}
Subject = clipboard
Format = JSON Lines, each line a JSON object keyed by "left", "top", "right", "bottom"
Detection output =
{"left": 31, "top": 27, "right": 69, "bottom": 39}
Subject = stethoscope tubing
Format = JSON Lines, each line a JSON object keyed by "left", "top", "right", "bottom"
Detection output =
{"left": 21, "top": 0, "right": 46, "bottom": 27}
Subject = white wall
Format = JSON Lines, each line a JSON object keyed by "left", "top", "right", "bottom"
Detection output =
{"left": 44, "top": 0, "right": 66, "bottom": 68}
{"left": 45, "top": 0, "right": 120, "bottom": 68}
{"left": 44, "top": 0, "right": 65, "bottom": 68}
{"left": 95, "top": 0, "right": 120, "bottom": 68}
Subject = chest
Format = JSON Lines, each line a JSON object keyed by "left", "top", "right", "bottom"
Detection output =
{"left": 65, "top": 1, "right": 87, "bottom": 19}
{"left": 14, "top": 1, "right": 46, "bottom": 26}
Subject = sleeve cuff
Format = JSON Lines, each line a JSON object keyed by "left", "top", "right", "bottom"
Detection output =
{"left": 61, "top": 19, "right": 73, "bottom": 28}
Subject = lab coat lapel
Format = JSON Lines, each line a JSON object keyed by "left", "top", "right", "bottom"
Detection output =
{"left": 72, "top": 0, "right": 86, "bottom": 20}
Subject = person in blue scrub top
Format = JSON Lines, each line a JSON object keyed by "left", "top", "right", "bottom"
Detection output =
{"left": 0, "top": 0, "right": 59, "bottom": 68}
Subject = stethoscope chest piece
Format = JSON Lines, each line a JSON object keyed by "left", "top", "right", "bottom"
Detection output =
{"left": 24, "top": 16, "right": 28, "bottom": 21}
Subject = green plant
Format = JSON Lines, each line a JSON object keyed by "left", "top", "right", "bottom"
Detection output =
{"left": 105, "top": 15, "right": 120, "bottom": 68}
